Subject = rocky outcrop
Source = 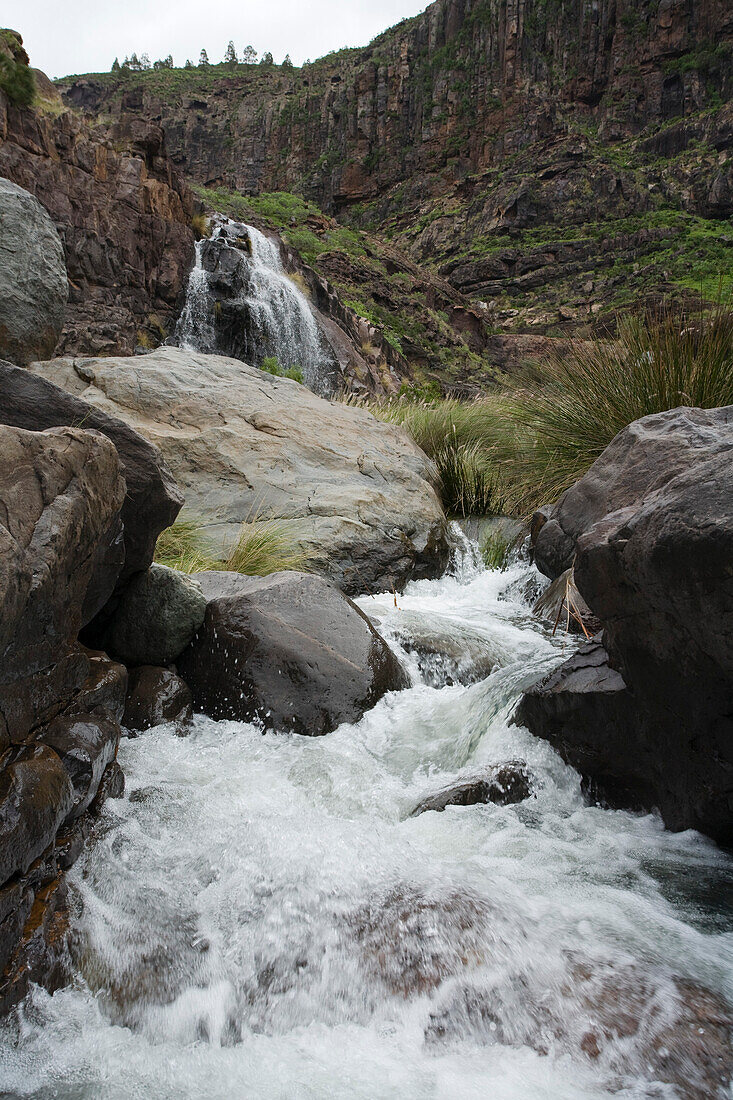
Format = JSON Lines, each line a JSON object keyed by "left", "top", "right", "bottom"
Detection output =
{"left": 29, "top": 348, "right": 450, "bottom": 595}
{"left": 0, "top": 423, "right": 130, "bottom": 1011}
{"left": 0, "top": 177, "right": 67, "bottom": 364}
{"left": 0, "top": 84, "right": 195, "bottom": 355}
{"left": 0, "top": 359, "right": 182, "bottom": 582}
{"left": 517, "top": 406, "right": 733, "bottom": 845}
{"left": 177, "top": 571, "right": 408, "bottom": 735}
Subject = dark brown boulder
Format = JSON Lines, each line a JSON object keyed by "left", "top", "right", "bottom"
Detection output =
{"left": 411, "top": 763, "right": 533, "bottom": 816}
{"left": 37, "top": 715, "right": 119, "bottom": 821}
{"left": 0, "top": 746, "right": 74, "bottom": 886}
{"left": 122, "top": 666, "right": 193, "bottom": 732}
{"left": 177, "top": 571, "right": 408, "bottom": 735}
{"left": 0, "top": 424, "right": 126, "bottom": 744}
{"left": 0, "top": 360, "right": 182, "bottom": 582}
{"left": 519, "top": 406, "right": 733, "bottom": 845}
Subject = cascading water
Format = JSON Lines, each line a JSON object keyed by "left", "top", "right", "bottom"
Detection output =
{"left": 1, "top": 543, "right": 731, "bottom": 1099}
{"left": 176, "top": 218, "right": 336, "bottom": 395}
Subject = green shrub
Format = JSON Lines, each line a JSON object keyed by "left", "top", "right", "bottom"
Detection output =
{"left": 154, "top": 520, "right": 220, "bottom": 573}
{"left": 260, "top": 356, "right": 303, "bottom": 383}
{"left": 480, "top": 529, "right": 513, "bottom": 571}
{"left": 224, "top": 518, "right": 310, "bottom": 575}
{"left": 0, "top": 30, "right": 35, "bottom": 106}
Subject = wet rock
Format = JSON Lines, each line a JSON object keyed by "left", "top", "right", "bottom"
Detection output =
{"left": 0, "top": 177, "right": 67, "bottom": 365}
{"left": 348, "top": 885, "right": 492, "bottom": 997}
{"left": 0, "top": 360, "right": 183, "bottom": 583}
{"left": 29, "top": 348, "right": 450, "bottom": 596}
{"left": 425, "top": 963, "right": 733, "bottom": 1100}
{"left": 178, "top": 571, "right": 408, "bottom": 735}
{"left": 38, "top": 715, "right": 119, "bottom": 821}
{"left": 411, "top": 763, "right": 533, "bottom": 816}
{"left": 88, "top": 761, "right": 125, "bottom": 815}
{"left": 520, "top": 406, "right": 733, "bottom": 844}
{"left": 389, "top": 611, "right": 499, "bottom": 686}
{"left": 67, "top": 651, "right": 128, "bottom": 723}
{"left": 0, "top": 424, "right": 125, "bottom": 744}
{"left": 0, "top": 874, "right": 71, "bottom": 1015}
{"left": 122, "top": 666, "right": 193, "bottom": 732}
{"left": 100, "top": 565, "right": 206, "bottom": 667}
{"left": 0, "top": 746, "right": 74, "bottom": 886}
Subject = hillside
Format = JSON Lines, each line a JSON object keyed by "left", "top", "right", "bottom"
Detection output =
{"left": 59, "top": 0, "right": 733, "bottom": 335}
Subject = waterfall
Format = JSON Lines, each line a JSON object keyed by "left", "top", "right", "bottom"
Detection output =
{"left": 175, "top": 218, "right": 335, "bottom": 394}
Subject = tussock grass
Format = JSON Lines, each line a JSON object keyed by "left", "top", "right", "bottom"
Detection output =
{"left": 154, "top": 516, "right": 311, "bottom": 576}
{"left": 224, "top": 518, "right": 310, "bottom": 575}
{"left": 360, "top": 303, "right": 733, "bottom": 516}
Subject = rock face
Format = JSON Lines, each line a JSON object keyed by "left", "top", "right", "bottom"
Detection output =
{"left": 177, "top": 571, "right": 408, "bottom": 735}
{"left": 99, "top": 564, "right": 206, "bottom": 666}
{"left": 0, "top": 85, "right": 195, "bottom": 355}
{"left": 29, "top": 348, "right": 450, "bottom": 595}
{"left": 518, "top": 406, "right": 733, "bottom": 845}
{"left": 0, "top": 423, "right": 130, "bottom": 1011}
{"left": 411, "top": 763, "right": 533, "bottom": 816}
{"left": 0, "top": 177, "right": 67, "bottom": 364}
{"left": 0, "top": 359, "right": 182, "bottom": 582}
{"left": 61, "top": 0, "right": 733, "bottom": 335}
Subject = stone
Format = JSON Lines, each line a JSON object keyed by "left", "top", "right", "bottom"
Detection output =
{"left": 531, "top": 405, "right": 733, "bottom": 580}
{"left": 0, "top": 746, "right": 74, "bottom": 886}
{"left": 0, "top": 360, "right": 183, "bottom": 582}
{"left": 519, "top": 407, "right": 733, "bottom": 845}
{"left": 28, "top": 348, "right": 450, "bottom": 596}
{"left": 0, "top": 424, "right": 126, "bottom": 744}
{"left": 100, "top": 564, "right": 207, "bottom": 667}
{"left": 177, "top": 571, "right": 409, "bottom": 735}
{"left": 387, "top": 611, "right": 500, "bottom": 687}
{"left": 411, "top": 763, "right": 533, "bottom": 816}
{"left": 0, "top": 177, "right": 67, "bottom": 364}
{"left": 37, "top": 715, "right": 119, "bottom": 821}
{"left": 122, "top": 666, "right": 193, "bottom": 732}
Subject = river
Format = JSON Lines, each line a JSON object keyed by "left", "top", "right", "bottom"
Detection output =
{"left": 1, "top": 545, "right": 731, "bottom": 1098}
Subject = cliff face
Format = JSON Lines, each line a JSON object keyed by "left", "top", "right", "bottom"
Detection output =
{"left": 61, "top": 0, "right": 732, "bottom": 209}
{"left": 59, "top": 0, "right": 733, "bottom": 340}
{"left": 0, "top": 88, "right": 195, "bottom": 356}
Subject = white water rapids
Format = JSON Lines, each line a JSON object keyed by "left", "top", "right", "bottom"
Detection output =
{"left": 1, "top": 547, "right": 731, "bottom": 1098}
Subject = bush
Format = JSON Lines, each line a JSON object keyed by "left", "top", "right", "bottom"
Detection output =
{"left": 0, "top": 30, "right": 35, "bottom": 106}
{"left": 493, "top": 303, "right": 733, "bottom": 510}
{"left": 260, "top": 356, "right": 303, "bottom": 383}
{"left": 154, "top": 519, "right": 220, "bottom": 573}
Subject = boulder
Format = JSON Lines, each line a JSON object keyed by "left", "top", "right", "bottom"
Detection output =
{"left": 531, "top": 406, "right": 733, "bottom": 579}
{"left": 411, "top": 763, "right": 533, "bottom": 816}
{"left": 122, "top": 667, "right": 193, "bottom": 732}
{"left": 37, "top": 715, "right": 119, "bottom": 821}
{"left": 518, "top": 407, "right": 733, "bottom": 845}
{"left": 387, "top": 610, "right": 500, "bottom": 686}
{"left": 0, "top": 177, "right": 67, "bottom": 365}
{"left": 177, "top": 571, "right": 408, "bottom": 734}
{"left": 0, "top": 746, "right": 74, "bottom": 885}
{"left": 0, "top": 424, "right": 126, "bottom": 744}
{"left": 0, "top": 360, "right": 182, "bottom": 581}
{"left": 28, "top": 348, "right": 449, "bottom": 595}
{"left": 99, "top": 564, "right": 206, "bottom": 666}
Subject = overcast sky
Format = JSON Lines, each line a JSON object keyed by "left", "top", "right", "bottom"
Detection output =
{"left": 5, "top": 0, "right": 431, "bottom": 79}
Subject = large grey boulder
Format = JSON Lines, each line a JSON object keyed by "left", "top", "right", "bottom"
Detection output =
{"left": 0, "top": 177, "right": 67, "bottom": 364}
{"left": 177, "top": 571, "right": 409, "bottom": 735}
{"left": 28, "top": 348, "right": 450, "bottom": 596}
{"left": 0, "top": 360, "right": 182, "bottom": 582}
{"left": 518, "top": 406, "right": 733, "bottom": 845}
{"left": 99, "top": 564, "right": 206, "bottom": 666}
{"left": 531, "top": 405, "right": 733, "bottom": 579}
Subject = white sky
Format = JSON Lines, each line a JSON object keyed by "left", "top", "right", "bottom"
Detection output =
{"left": 4, "top": 0, "right": 432, "bottom": 79}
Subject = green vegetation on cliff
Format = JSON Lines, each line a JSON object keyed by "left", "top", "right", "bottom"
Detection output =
{"left": 0, "top": 30, "right": 35, "bottom": 106}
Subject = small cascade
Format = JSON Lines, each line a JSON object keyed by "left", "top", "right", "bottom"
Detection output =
{"left": 175, "top": 217, "right": 336, "bottom": 394}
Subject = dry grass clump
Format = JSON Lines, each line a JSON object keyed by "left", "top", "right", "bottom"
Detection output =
{"left": 360, "top": 303, "right": 733, "bottom": 516}
{"left": 154, "top": 515, "right": 311, "bottom": 576}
